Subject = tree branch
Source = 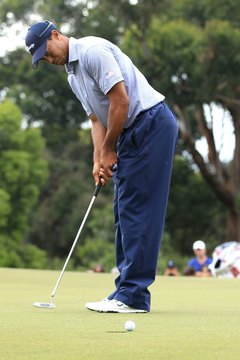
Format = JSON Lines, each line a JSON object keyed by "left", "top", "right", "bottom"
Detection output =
{"left": 173, "top": 104, "right": 235, "bottom": 209}
{"left": 194, "top": 105, "right": 230, "bottom": 184}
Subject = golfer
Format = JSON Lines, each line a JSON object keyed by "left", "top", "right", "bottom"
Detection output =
{"left": 25, "top": 20, "right": 178, "bottom": 313}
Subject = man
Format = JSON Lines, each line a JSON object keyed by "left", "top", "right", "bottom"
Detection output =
{"left": 163, "top": 260, "right": 179, "bottom": 276}
{"left": 184, "top": 240, "right": 212, "bottom": 277}
{"left": 25, "top": 20, "right": 178, "bottom": 313}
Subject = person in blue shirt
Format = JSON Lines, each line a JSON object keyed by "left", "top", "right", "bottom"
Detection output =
{"left": 184, "top": 240, "right": 212, "bottom": 277}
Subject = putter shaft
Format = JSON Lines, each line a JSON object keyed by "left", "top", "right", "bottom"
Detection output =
{"left": 51, "top": 183, "right": 102, "bottom": 299}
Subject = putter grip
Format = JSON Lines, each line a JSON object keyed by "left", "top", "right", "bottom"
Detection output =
{"left": 93, "top": 182, "right": 102, "bottom": 197}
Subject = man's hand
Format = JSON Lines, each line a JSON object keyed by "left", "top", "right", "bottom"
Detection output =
{"left": 97, "top": 81, "right": 128, "bottom": 185}
{"left": 90, "top": 81, "right": 129, "bottom": 186}
{"left": 99, "top": 147, "right": 117, "bottom": 185}
{"left": 92, "top": 162, "right": 101, "bottom": 185}
{"left": 92, "top": 148, "right": 117, "bottom": 186}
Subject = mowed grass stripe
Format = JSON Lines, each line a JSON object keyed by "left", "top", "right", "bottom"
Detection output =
{"left": 0, "top": 268, "right": 239, "bottom": 360}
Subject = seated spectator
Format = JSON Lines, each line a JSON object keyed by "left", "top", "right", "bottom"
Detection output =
{"left": 164, "top": 260, "right": 179, "bottom": 276}
{"left": 87, "top": 264, "right": 105, "bottom": 273}
{"left": 93, "top": 264, "right": 104, "bottom": 273}
{"left": 184, "top": 240, "right": 212, "bottom": 277}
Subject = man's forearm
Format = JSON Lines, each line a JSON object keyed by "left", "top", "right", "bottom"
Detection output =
{"left": 103, "top": 81, "right": 129, "bottom": 152}
{"left": 90, "top": 115, "right": 107, "bottom": 163}
{"left": 103, "top": 101, "right": 129, "bottom": 152}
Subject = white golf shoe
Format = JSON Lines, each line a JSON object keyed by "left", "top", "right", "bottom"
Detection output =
{"left": 85, "top": 299, "right": 148, "bottom": 313}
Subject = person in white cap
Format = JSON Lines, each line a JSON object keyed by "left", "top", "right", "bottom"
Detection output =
{"left": 184, "top": 240, "right": 212, "bottom": 277}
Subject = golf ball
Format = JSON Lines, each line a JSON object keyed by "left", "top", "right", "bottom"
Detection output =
{"left": 124, "top": 320, "right": 135, "bottom": 331}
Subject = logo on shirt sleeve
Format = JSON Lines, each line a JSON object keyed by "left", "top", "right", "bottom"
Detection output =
{"left": 105, "top": 69, "right": 115, "bottom": 79}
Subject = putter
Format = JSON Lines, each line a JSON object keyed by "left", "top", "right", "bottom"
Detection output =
{"left": 33, "top": 182, "right": 102, "bottom": 309}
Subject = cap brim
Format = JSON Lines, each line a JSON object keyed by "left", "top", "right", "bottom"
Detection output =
{"left": 32, "top": 40, "right": 47, "bottom": 69}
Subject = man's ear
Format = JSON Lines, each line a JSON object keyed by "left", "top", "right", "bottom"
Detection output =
{"left": 51, "top": 29, "right": 60, "bottom": 39}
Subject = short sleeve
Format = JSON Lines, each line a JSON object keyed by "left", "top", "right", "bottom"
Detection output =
{"left": 188, "top": 259, "right": 194, "bottom": 267}
{"left": 84, "top": 45, "right": 124, "bottom": 94}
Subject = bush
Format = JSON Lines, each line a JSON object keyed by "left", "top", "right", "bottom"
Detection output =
{"left": 0, "top": 236, "right": 48, "bottom": 269}
{"left": 158, "top": 232, "right": 189, "bottom": 275}
{"left": 75, "top": 237, "right": 115, "bottom": 272}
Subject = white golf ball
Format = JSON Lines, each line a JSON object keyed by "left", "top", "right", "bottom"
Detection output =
{"left": 124, "top": 320, "right": 135, "bottom": 331}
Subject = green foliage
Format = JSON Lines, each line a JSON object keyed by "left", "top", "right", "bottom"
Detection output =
{"left": 0, "top": 236, "right": 48, "bottom": 268}
{"left": 237, "top": 193, "right": 240, "bottom": 209}
{"left": 122, "top": 9, "right": 240, "bottom": 122}
{"left": 202, "top": 20, "right": 240, "bottom": 100}
{"left": 169, "top": 0, "right": 240, "bottom": 27}
{"left": 75, "top": 237, "right": 115, "bottom": 272}
{"left": 123, "top": 18, "right": 203, "bottom": 104}
{"left": 84, "top": 203, "right": 115, "bottom": 244}
{"left": 0, "top": 0, "right": 33, "bottom": 27}
{"left": 26, "top": 129, "right": 112, "bottom": 258}
{"left": 0, "top": 0, "right": 237, "bottom": 269}
{"left": 122, "top": 2, "right": 240, "bottom": 242}
{"left": 0, "top": 49, "right": 85, "bottom": 148}
{"left": 157, "top": 156, "right": 226, "bottom": 273}
{"left": 0, "top": 99, "right": 48, "bottom": 267}
{"left": 0, "top": 97, "right": 22, "bottom": 149}
{"left": 0, "top": 100, "right": 47, "bottom": 240}
{"left": 73, "top": 203, "right": 115, "bottom": 271}
{"left": 166, "top": 156, "right": 226, "bottom": 254}
{"left": 157, "top": 232, "right": 189, "bottom": 275}
{"left": 0, "top": 188, "right": 10, "bottom": 227}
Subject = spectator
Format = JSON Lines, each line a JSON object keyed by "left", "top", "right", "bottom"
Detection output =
{"left": 164, "top": 260, "right": 179, "bottom": 276}
{"left": 184, "top": 240, "right": 212, "bottom": 277}
{"left": 87, "top": 264, "right": 104, "bottom": 273}
{"left": 93, "top": 264, "right": 104, "bottom": 273}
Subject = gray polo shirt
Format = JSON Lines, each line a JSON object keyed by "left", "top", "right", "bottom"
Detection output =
{"left": 65, "top": 36, "right": 165, "bottom": 128}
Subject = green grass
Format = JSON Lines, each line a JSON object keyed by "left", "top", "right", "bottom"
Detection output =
{"left": 1, "top": 268, "right": 240, "bottom": 360}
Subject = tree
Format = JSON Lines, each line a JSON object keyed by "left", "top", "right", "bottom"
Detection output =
{"left": 122, "top": 1, "right": 240, "bottom": 241}
{"left": 0, "top": 0, "right": 237, "bottom": 268}
{"left": 0, "top": 99, "right": 48, "bottom": 267}
{"left": 166, "top": 156, "right": 226, "bottom": 254}
{"left": 0, "top": 0, "right": 169, "bottom": 147}
{"left": 27, "top": 128, "right": 114, "bottom": 258}
{"left": 0, "top": 1, "right": 175, "bottom": 152}
{"left": 75, "top": 203, "right": 116, "bottom": 271}
{"left": 0, "top": 48, "right": 85, "bottom": 148}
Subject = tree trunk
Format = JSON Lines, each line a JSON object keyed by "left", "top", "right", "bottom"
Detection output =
{"left": 174, "top": 103, "right": 240, "bottom": 242}
{"left": 229, "top": 106, "right": 240, "bottom": 242}
{"left": 227, "top": 209, "right": 240, "bottom": 242}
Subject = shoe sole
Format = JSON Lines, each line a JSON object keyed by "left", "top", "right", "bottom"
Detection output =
{"left": 85, "top": 305, "right": 148, "bottom": 313}
{"left": 102, "top": 309, "right": 147, "bottom": 313}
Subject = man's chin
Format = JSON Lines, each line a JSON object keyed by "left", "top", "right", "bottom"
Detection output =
{"left": 53, "top": 58, "right": 67, "bottom": 66}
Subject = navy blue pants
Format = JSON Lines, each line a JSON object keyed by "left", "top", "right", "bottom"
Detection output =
{"left": 109, "top": 101, "right": 178, "bottom": 311}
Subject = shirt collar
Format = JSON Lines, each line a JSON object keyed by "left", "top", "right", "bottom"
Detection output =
{"left": 68, "top": 37, "right": 79, "bottom": 63}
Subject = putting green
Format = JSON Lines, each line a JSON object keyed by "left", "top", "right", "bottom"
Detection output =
{"left": 1, "top": 268, "right": 240, "bottom": 360}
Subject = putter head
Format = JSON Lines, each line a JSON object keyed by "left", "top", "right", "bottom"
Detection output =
{"left": 33, "top": 301, "right": 56, "bottom": 309}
